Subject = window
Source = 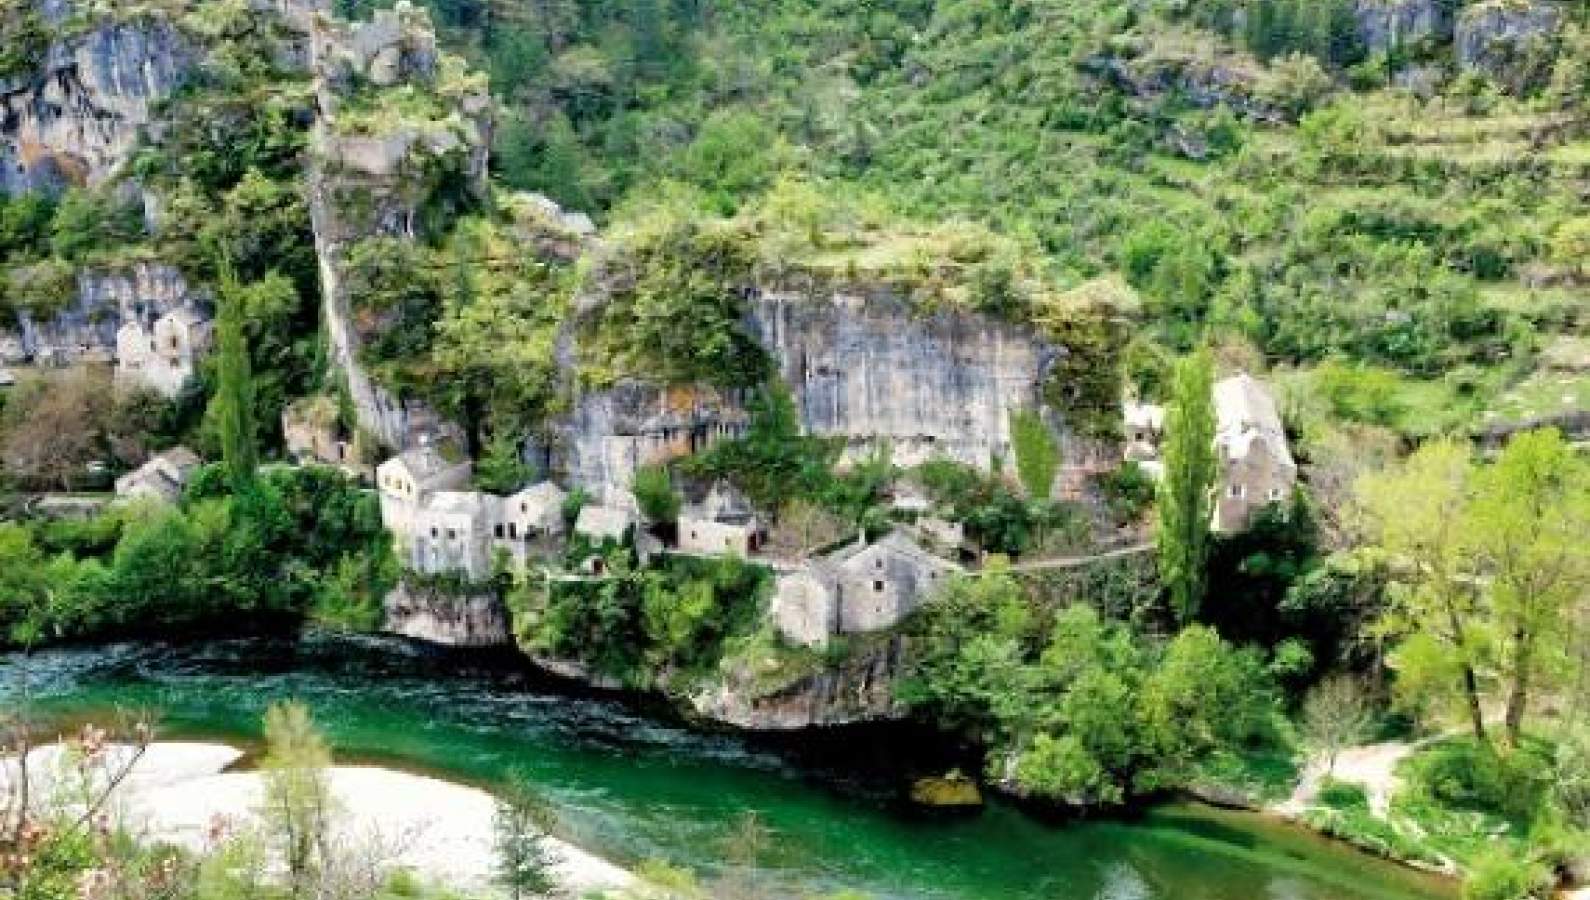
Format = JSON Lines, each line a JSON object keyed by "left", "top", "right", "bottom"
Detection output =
{"left": 1229, "top": 484, "right": 1245, "bottom": 499}
{"left": 494, "top": 524, "right": 504, "bottom": 539}
{"left": 447, "top": 529, "right": 456, "bottom": 540}
{"left": 521, "top": 503, "right": 527, "bottom": 514}
{"left": 430, "top": 527, "right": 438, "bottom": 538}
{"left": 1268, "top": 488, "right": 1283, "bottom": 502}
{"left": 508, "top": 523, "right": 518, "bottom": 539}
{"left": 873, "top": 580, "right": 885, "bottom": 592}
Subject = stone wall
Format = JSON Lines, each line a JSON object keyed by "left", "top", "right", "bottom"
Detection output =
{"left": 1353, "top": 0, "right": 1454, "bottom": 55}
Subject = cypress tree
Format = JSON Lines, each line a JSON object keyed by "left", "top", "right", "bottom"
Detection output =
{"left": 1157, "top": 348, "right": 1217, "bottom": 624}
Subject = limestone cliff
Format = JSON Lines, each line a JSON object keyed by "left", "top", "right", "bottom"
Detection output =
{"left": 384, "top": 578, "right": 510, "bottom": 648}
{"left": 0, "top": 262, "right": 202, "bottom": 365}
{"left": 1352, "top": 0, "right": 1454, "bottom": 55}
{"left": 746, "top": 286, "right": 1058, "bottom": 474}
{"left": 692, "top": 636, "right": 909, "bottom": 730}
{"left": 558, "top": 284, "right": 1060, "bottom": 496}
{"left": 307, "top": 1, "right": 490, "bottom": 451}
{"left": 0, "top": 3, "right": 193, "bottom": 194}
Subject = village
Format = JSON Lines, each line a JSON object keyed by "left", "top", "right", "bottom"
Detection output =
{"left": 68, "top": 366, "right": 1297, "bottom": 653}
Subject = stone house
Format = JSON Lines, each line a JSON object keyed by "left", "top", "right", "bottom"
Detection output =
{"left": 406, "top": 491, "right": 495, "bottom": 581}
{"left": 677, "top": 481, "right": 765, "bottom": 558}
{"left": 1119, "top": 375, "right": 1296, "bottom": 531}
{"left": 114, "top": 307, "right": 213, "bottom": 398}
{"left": 282, "top": 395, "right": 371, "bottom": 479}
{"left": 1212, "top": 373, "right": 1297, "bottom": 533}
{"left": 378, "top": 444, "right": 577, "bottom": 579}
{"left": 492, "top": 482, "right": 567, "bottom": 566}
{"left": 377, "top": 444, "right": 473, "bottom": 563}
{"left": 1123, "top": 401, "right": 1165, "bottom": 461}
{"left": 114, "top": 446, "right": 202, "bottom": 505}
{"left": 772, "top": 530, "right": 961, "bottom": 647}
{"left": 574, "top": 504, "right": 636, "bottom": 546}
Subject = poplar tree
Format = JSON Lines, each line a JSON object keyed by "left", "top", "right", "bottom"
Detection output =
{"left": 214, "top": 256, "right": 259, "bottom": 487}
{"left": 1157, "top": 348, "right": 1217, "bottom": 624}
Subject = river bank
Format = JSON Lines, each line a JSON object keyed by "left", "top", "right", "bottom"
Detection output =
{"left": 4, "top": 740, "right": 636, "bottom": 897}
{"left": 2, "top": 634, "right": 1460, "bottom": 899}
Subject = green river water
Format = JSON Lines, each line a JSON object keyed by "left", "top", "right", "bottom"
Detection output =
{"left": 2, "top": 633, "right": 1455, "bottom": 900}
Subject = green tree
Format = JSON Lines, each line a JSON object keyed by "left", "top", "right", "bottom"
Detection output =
{"left": 632, "top": 464, "right": 680, "bottom": 523}
{"left": 1009, "top": 409, "right": 1059, "bottom": 500}
{"left": 258, "top": 701, "right": 335, "bottom": 897}
{"left": 1157, "top": 349, "right": 1217, "bottom": 624}
{"left": 1359, "top": 440, "right": 1490, "bottom": 744}
{"left": 1468, "top": 429, "right": 1589, "bottom": 748}
{"left": 492, "top": 776, "right": 558, "bottom": 900}
{"left": 212, "top": 259, "right": 259, "bottom": 488}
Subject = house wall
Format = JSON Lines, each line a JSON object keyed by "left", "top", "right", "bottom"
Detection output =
{"left": 678, "top": 516, "right": 755, "bottom": 557}
{"left": 771, "top": 571, "right": 836, "bottom": 647}
{"left": 834, "top": 546, "right": 951, "bottom": 634}
{"left": 1215, "top": 443, "right": 1296, "bottom": 532}
{"left": 409, "top": 506, "right": 492, "bottom": 579}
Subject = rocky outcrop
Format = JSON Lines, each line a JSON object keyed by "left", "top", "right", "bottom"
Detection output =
{"left": 384, "top": 579, "right": 510, "bottom": 647}
{"left": 692, "top": 636, "right": 910, "bottom": 730}
{"left": 1081, "top": 51, "right": 1286, "bottom": 125}
{"left": 307, "top": 1, "right": 489, "bottom": 451}
{"left": 746, "top": 287, "right": 1060, "bottom": 474}
{"left": 555, "top": 381, "right": 747, "bottom": 499}
{"left": 1352, "top": 0, "right": 1455, "bottom": 55}
{"left": 1455, "top": 0, "right": 1564, "bottom": 86}
{"left": 0, "top": 262, "right": 202, "bottom": 367}
{"left": 0, "top": 6, "right": 194, "bottom": 193}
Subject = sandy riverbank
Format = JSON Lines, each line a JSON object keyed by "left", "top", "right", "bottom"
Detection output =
{"left": 5, "top": 741, "right": 636, "bottom": 897}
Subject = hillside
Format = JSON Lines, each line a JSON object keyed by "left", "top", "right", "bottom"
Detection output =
{"left": 425, "top": 0, "right": 1589, "bottom": 442}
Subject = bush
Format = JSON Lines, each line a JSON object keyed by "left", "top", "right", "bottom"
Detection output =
{"left": 1317, "top": 778, "right": 1370, "bottom": 812}
{"left": 1461, "top": 849, "right": 1553, "bottom": 900}
{"left": 1406, "top": 739, "right": 1555, "bottom": 823}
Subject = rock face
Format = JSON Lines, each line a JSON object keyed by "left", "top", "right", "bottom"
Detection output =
{"left": 555, "top": 381, "right": 747, "bottom": 500}
{"left": 384, "top": 579, "right": 511, "bottom": 647}
{"left": 307, "top": 1, "right": 490, "bottom": 451}
{"left": 746, "top": 288, "right": 1059, "bottom": 474}
{"left": 692, "top": 636, "right": 910, "bottom": 730}
{"left": 0, "top": 263, "right": 204, "bottom": 370}
{"left": 0, "top": 7, "right": 194, "bottom": 193}
{"left": 1353, "top": 0, "right": 1455, "bottom": 54}
{"left": 1455, "top": 0, "right": 1563, "bottom": 82}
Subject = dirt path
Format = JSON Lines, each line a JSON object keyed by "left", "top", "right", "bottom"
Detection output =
{"left": 1275, "top": 740, "right": 1419, "bottom": 819}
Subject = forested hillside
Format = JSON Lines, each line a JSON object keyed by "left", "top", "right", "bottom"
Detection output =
{"left": 380, "top": 0, "right": 1588, "bottom": 443}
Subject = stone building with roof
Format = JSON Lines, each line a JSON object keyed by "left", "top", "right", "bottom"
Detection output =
{"left": 1120, "top": 373, "right": 1297, "bottom": 533}
{"left": 677, "top": 481, "right": 765, "bottom": 558}
{"left": 1211, "top": 373, "right": 1297, "bottom": 532}
{"left": 114, "top": 446, "right": 202, "bottom": 505}
{"left": 114, "top": 307, "right": 214, "bottom": 398}
{"left": 377, "top": 444, "right": 571, "bottom": 579}
{"left": 772, "top": 530, "right": 961, "bottom": 647}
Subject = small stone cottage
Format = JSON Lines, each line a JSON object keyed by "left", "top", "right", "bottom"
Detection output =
{"left": 115, "top": 446, "right": 202, "bottom": 505}
{"left": 772, "top": 530, "right": 961, "bottom": 647}
{"left": 1212, "top": 373, "right": 1297, "bottom": 532}
{"left": 677, "top": 481, "right": 765, "bottom": 558}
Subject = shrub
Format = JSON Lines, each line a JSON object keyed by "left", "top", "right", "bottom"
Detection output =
{"left": 1461, "top": 849, "right": 1553, "bottom": 900}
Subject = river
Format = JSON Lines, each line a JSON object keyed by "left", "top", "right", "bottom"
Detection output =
{"left": 1, "top": 633, "right": 1454, "bottom": 900}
